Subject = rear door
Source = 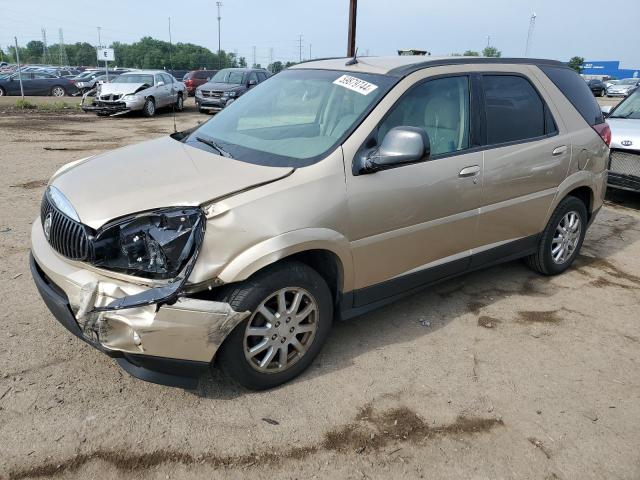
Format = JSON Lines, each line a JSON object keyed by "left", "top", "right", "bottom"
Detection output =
{"left": 474, "top": 69, "right": 569, "bottom": 260}
{"left": 154, "top": 74, "right": 170, "bottom": 106}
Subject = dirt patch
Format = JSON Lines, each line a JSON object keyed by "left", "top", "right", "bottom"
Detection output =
{"left": 7, "top": 405, "right": 503, "bottom": 479}
{"left": 478, "top": 316, "right": 502, "bottom": 329}
{"left": 518, "top": 310, "right": 562, "bottom": 323}
{"left": 10, "top": 179, "right": 47, "bottom": 189}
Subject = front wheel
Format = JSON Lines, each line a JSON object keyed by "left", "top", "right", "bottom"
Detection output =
{"left": 175, "top": 93, "right": 184, "bottom": 111}
{"left": 0, "top": 87, "right": 5, "bottom": 96}
{"left": 525, "top": 196, "right": 588, "bottom": 275}
{"left": 215, "top": 261, "right": 333, "bottom": 390}
{"left": 142, "top": 97, "right": 156, "bottom": 117}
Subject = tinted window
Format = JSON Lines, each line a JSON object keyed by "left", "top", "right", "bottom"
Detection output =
{"left": 540, "top": 65, "right": 604, "bottom": 126}
{"left": 378, "top": 76, "right": 470, "bottom": 156}
{"left": 257, "top": 72, "right": 267, "bottom": 82}
{"left": 249, "top": 72, "right": 258, "bottom": 84}
{"left": 482, "top": 75, "right": 545, "bottom": 144}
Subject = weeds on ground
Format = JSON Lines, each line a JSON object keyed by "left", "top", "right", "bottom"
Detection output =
{"left": 15, "top": 99, "right": 36, "bottom": 109}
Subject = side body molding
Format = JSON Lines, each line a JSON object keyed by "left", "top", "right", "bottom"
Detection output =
{"left": 216, "top": 228, "right": 354, "bottom": 292}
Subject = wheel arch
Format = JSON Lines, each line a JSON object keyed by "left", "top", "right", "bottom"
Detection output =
{"left": 546, "top": 172, "right": 598, "bottom": 226}
{"left": 215, "top": 229, "right": 354, "bottom": 302}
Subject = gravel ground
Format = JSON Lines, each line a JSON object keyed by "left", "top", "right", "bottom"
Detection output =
{"left": 1, "top": 98, "right": 639, "bottom": 480}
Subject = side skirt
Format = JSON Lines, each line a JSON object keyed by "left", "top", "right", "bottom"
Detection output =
{"left": 337, "top": 234, "right": 539, "bottom": 321}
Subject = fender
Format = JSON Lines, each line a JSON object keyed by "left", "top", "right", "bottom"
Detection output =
{"left": 216, "top": 228, "right": 354, "bottom": 292}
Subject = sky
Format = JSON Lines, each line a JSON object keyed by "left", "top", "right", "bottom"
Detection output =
{"left": 1, "top": 0, "right": 639, "bottom": 67}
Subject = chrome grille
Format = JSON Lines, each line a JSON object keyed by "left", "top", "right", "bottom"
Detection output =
{"left": 99, "top": 94, "right": 122, "bottom": 101}
{"left": 40, "top": 194, "right": 93, "bottom": 261}
{"left": 202, "top": 90, "right": 222, "bottom": 98}
{"left": 610, "top": 149, "right": 640, "bottom": 177}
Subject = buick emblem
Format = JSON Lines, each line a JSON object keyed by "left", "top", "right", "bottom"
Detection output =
{"left": 621, "top": 140, "right": 633, "bottom": 147}
{"left": 44, "top": 213, "right": 52, "bottom": 241}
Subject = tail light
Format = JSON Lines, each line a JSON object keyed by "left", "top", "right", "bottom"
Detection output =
{"left": 593, "top": 123, "right": 611, "bottom": 147}
{"left": 184, "top": 79, "right": 193, "bottom": 86}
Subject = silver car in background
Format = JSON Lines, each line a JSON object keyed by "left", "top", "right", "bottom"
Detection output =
{"left": 82, "top": 70, "right": 186, "bottom": 117}
{"left": 603, "top": 90, "right": 640, "bottom": 192}
{"left": 607, "top": 78, "right": 640, "bottom": 97}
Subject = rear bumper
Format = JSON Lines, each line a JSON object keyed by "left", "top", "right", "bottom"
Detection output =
{"left": 30, "top": 254, "right": 208, "bottom": 388}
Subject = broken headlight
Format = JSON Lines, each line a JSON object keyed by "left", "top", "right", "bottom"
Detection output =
{"left": 91, "top": 208, "right": 205, "bottom": 280}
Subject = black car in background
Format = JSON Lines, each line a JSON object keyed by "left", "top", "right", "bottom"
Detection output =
{"left": 0, "top": 71, "right": 78, "bottom": 96}
{"left": 195, "top": 68, "right": 270, "bottom": 113}
{"left": 587, "top": 79, "right": 606, "bottom": 97}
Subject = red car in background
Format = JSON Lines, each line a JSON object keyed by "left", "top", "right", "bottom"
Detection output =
{"left": 183, "top": 70, "right": 217, "bottom": 96}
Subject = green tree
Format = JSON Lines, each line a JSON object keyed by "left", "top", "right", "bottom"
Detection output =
{"left": 268, "top": 60, "right": 284, "bottom": 73}
{"left": 463, "top": 50, "right": 480, "bottom": 56}
{"left": 567, "top": 56, "right": 585, "bottom": 73}
{"left": 238, "top": 56, "right": 247, "bottom": 67}
{"left": 482, "top": 46, "right": 501, "bottom": 58}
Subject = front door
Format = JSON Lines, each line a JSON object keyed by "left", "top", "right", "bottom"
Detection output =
{"left": 344, "top": 75, "right": 484, "bottom": 305}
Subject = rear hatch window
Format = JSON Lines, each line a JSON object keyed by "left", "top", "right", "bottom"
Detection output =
{"left": 539, "top": 65, "right": 604, "bottom": 126}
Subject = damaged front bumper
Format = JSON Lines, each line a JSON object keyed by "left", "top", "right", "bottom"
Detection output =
{"left": 30, "top": 221, "right": 248, "bottom": 388}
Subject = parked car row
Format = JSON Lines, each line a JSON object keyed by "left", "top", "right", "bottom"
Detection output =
{"left": 194, "top": 68, "right": 270, "bottom": 113}
{"left": 585, "top": 77, "right": 640, "bottom": 98}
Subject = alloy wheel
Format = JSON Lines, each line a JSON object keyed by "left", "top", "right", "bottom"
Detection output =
{"left": 551, "top": 211, "right": 581, "bottom": 264}
{"left": 52, "top": 87, "right": 65, "bottom": 97}
{"left": 243, "top": 287, "right": 319, "bottom": 374}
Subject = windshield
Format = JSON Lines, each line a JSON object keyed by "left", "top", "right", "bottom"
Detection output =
{"left": 209, "top": 69, "right": 246, "bottom": 84}
{"left": 114, "top": 74, "right": 154, "bottom": 85}
{"left": 618, "top": 79, "right": 638, "bottom": 85}
{"left": 186, "top": 69, "right": 395, "bottom": 167}
{"left": 610, "top": 91, "right": 640, "bottom": 119}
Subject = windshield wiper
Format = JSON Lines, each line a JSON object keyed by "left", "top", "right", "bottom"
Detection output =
{"left": 195, "top": 136, "right": 233, "bottom": 158}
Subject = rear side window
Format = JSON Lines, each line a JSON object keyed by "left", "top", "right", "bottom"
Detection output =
{"left": 539, "top": 65, "right": 604, "bottom": 126}
{"left": 482, "top": 75, "right": 548, "bottom": 145}
{"left": 195, "top": 71, "right": 209, "bottom": 79}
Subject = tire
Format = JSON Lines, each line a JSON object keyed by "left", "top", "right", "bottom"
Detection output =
{"left": 0, "top": 87, "right": 5, "bottom": 96}
{"left": 175, "top": 93, "right": 184, "bottom": 111}
{"left": 525, "top": 196, "right": 588, "bottom": 276}
{"left": 142, "top": 97, "right": 156, "bottom": 117}
{"left": 215, "top": 261, "right": 333, "bottom": 390}
{"left": 51, "top": 86, "right": 66, "bottom": 97}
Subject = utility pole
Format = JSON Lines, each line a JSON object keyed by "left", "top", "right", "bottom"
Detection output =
{"left": 486, "top": 35, "right": 491, "bottom": 48}
{"left": 58, "top": 28, "right": 68, "bottom": 67}
{"left": 216, "top": 1, "right": 222, "bottom": 68}
{"left": 525, "top": 13, "right": 537, "bottom": 57}
{"left": 309, "top": 43, "right": 312, "bottom": 60}
{"left": 347, "top": 0, "right": 357, "bottom": 57}
{"left": 269, "top": 47, "right": 273, "bottom": 68}
{"left": 297, "top": 35, "right": 303, "bottom": 63}
{"left": 41, "top": 28, "right": 49, "bottom": 64}
{"left": 14, "top": 37, "right": 24, "bottom": 99}
{"left": 252, "top": 45, "right": 256, "bottom": 67}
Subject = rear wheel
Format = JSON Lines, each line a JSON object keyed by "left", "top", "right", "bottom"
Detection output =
{"left": 215, "top": 261, "right": 333, "bottom": 390}
{"left": 51, "top": 86, "right": 66, "bottom": 97}
{"left": 142, "top": 97, "right": 156, "bottom": 117}
{"left": 525, "top": 196, "right": 588, "bottom": 275}
{"left": 0, "top": 87, "right": 5, "bottom": 96}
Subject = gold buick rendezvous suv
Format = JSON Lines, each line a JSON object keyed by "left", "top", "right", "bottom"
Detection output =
{"left": 30, "top": 56, "right": 610, "bottom": 390}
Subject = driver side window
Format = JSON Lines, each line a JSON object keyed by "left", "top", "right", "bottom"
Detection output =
{"left": 378, "top": 76, "right": 470, "bottom": 156}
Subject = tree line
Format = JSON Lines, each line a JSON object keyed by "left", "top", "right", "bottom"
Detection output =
{"left": 1, "top": 36, "right": 248, "bottom": 70}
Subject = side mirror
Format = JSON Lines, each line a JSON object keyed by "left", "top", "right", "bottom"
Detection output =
{"left": 157, "top": 81, "right": 165, "bottom": 86}
{"left": 248, "top": 79, "right": 257, "bottom": 86}
{"left": 360, "top": 126, "right": 430, "bottom": 173}
{"left": 601, "top": 105, "right": 613, "bottom": 116}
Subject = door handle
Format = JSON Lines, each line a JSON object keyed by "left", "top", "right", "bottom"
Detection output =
{"left": 552, "top": 145, "right": 568, "bottom": 156}
{"left": 459, "top": 165, "right": 480, "bottom": 177}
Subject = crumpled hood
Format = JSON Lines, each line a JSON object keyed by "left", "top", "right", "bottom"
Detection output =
{"left": 50, "top": 136, "right": 293, "bottom": 229}
{"left": 98, "top": 82, "right": 149, "bottom": 96}
{"left": 607, "top": 118, "right": 640, "bottom": 149}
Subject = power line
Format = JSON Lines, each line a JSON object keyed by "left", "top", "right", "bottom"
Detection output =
{"left": 41, "top": 28, "right": 50, "bottom": 64}
{"left": 58, "top": 28, "right": 68, "bottom": 66}
{"left": 297, "top": 34, "right": 303, "bottom": 62}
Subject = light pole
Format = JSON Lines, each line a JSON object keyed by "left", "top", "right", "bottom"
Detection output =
{"left": 216, "top": 1, "right": 222, "bottom": 68}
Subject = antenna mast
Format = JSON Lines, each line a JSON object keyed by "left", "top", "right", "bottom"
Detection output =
{"left": 525, "top": 13, "right": 536, "bottom": 57}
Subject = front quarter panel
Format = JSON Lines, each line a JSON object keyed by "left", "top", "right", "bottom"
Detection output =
{"left": 189, "top": 148, "right": 353, "bottom": 291}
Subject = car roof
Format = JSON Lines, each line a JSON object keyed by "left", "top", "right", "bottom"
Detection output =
{"left": 290, "top": 55, "right": 566, "bottom": 77}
